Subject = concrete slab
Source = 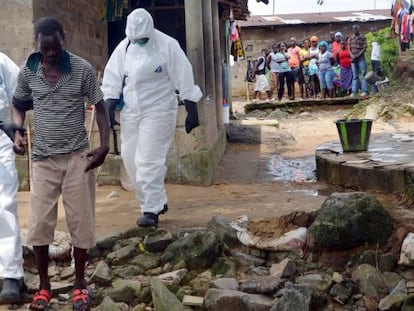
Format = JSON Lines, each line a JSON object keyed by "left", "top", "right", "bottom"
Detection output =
{"left": 316, "top": 132, "right": 414, "bottom": 196}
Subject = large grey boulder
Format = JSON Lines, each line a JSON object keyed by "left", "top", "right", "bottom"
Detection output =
{"left": 308, "top": 192, "right": 393, "bottom": 250}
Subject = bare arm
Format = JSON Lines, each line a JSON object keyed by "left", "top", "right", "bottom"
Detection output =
{"left": 85, "top": 99, "right": 110, "bottom": 172}
{"left": 11, "top": 97, "right": 27, "bottom": 155}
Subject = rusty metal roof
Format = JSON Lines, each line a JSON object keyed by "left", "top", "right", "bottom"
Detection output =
{"left": 239, "top": 9, "right": 392, "bottom": 27}
{"left": 219, "top": 0, "right": 250, "bottom": 20}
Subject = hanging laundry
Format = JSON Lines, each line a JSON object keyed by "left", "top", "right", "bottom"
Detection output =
{"left": 230, "top": 20, "right": 239, "bottom": 42}
{"left": 229, "top": 8, "right": 239, "bottom": 42}
{"left": 101, "top": 0, "right": 131, "bottom": 22}
{"left": 231, "top": 25, "right": 245, "bottom": 61}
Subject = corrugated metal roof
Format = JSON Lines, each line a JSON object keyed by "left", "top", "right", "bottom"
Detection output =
{"left": 240, "top": 9, "right": 392, "bottom": 27}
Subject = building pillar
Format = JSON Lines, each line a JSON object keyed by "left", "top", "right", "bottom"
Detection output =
{"left": 212, "top": 0, "right": 224, "bottom": 127}
{"left": 184, "top": 0, "right": 205, "bottom": 91}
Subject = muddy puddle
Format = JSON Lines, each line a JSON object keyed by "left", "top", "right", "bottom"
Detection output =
{"left": 267, "top": 154, "right": 317, "bottom": 183}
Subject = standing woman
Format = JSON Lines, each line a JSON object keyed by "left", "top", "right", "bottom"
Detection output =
{"left": 267, "top": 43, "right": 280, "bottom": 99}
{"left": 317, "top": 41, "right": 335, "bottom": 98}
{"left": 337, "top": 38, "right": 353, "bottom": 96}
{"left": 300, "top": 39, "right": 311, "bottom": 98}
{"left": 308, "top": 36, "right": 320, "bottom": 98}
{"left": 274, "top": 42, "right": 293, "bottom": 101}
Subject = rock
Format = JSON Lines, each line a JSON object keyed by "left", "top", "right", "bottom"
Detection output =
{"left": 158, "top": 269, "right": 188, "bottom": 285}
{"left": 379, "top": 253, "right": 397, "bottom": 272}
{"left": 267, "top": 108, "right": 288, "bottom": 120}
{"left": 207, "top": 216, "right": 239, "bottom": 247}
{"left": 210, "top": 257, "right": 237, "bottom": 277}
{"left": 60, "top": 266, "right": 75, "bottom": 280}
{"left": 131, "top": 253, "right": 161, "bottom": 270}
{"left": 204, "top": 288, "right": 274, "bottom": 311}
{"left": 358, "top": 250, "right": 378, "bottom": 266}
{"left": 210, "top": 278, "right": 239, "bottom": 291}
{"left": 239, "top": 276, "right": 281, "bottom": 295}
{"left": 96, "top": 296, "right": 121, "bottom": 311}
{"left": 96, "top": 234, "right": 121, "bottom": 251}
{"left": 107, "top": 244, "right": 138, "bottom": 266}
{"left": 329, "top": 279, "right": 357, "bottom": 304}
{"left": 401, "top": 295, "right": 414, "bottom": 310}
{"left": 378, "top": 292, "right": 406, "bottom": 310}
{"left": 108, "top": 279, "right": 142, "bottom": 303}
{"left": 269, "top": 258, "right": 297, "bottom": 278}
{"left": 232, "top": 251, "right": 266, "bottom": 268}
{"left": 144, "top": 228, "right": 174, "bottom": 253}
{"left": 91, "top": 261, "right": 112, "bottom": 286}
{"left": 121, "top": 226, "right": 156, "bottom": 239}
{"left": 295, "top": 273, "right": 332, "bottom": 291}
{"left": 175, "top": 227, "right": 207, "bottom": 239}
{"left": 351, "top": 264, "right": 388, "bottom": 298}
{"left": 331, "top": 272, "right": 344, "bottom": 283}
{"left": 189, "top": 270, "right": 214, "bottom": 296}
{"left": 383, "top": 272, "right": 403, "bottom": 290}
{"left": 112, "top": 265, "right": 144, "bottom": 278}
{"left": 270, "top": 283, "right": 313, "bottom": 311}
{"left": 161, "top": 231, "right": 219, "bottom": 270}
{"left": 151, "top": 277, "right": 192, "bottom": 311}
{"left": 308, "top": 192, "right": 393, "bottom": 250}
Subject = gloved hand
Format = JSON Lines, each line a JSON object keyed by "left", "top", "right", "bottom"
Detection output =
{"left": 0, "top": 121, "right": 26, "bottom": 142}
{"left": 105, "top": 99, "right": 120, "bottom": 129}
{"left": 184, "top": 100, "right": 199, "bottom": 134}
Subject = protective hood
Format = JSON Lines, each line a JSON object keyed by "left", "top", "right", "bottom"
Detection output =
{"left": 125, "top": 8, "right": 155, "bottom": 42}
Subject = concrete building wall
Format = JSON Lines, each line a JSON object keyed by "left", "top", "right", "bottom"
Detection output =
{"left": 33, "top": 0, "right": 108, "bottom": 73}
{"left": 0, "top": 0, "right": 34, "bottom": 66}
{"left": 232, "top": 20, "right": 390, "bottom": 99}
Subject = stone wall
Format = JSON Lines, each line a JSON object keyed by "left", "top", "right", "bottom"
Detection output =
{"left": 33, "top": 0, "right": 108, "bottom": 73}
{"left": 0, "top": 0, "right": 34, "bottom": 66}
{"left": 232, "top": 20, "right": 390, "bottom": 99}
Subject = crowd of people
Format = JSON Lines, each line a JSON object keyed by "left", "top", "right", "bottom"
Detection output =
{"left": 251, "top": 24, "right": 383, "bottom": 102}
{"left": 0, "top": 8, "right": 201, "bottom": 311}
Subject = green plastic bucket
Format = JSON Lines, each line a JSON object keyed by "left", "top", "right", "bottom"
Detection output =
{"left": 335, "top": 119, "right": 373, "bottom": 152}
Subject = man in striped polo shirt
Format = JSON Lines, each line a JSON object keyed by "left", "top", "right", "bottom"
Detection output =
{"left": 11, "top": 17, "right": 109, "bottom": 311}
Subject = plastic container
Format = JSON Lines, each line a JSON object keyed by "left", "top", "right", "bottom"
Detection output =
{"left": 335, "top": 119, "right": 373, "bottom": 152}
{"left": 222, "top": 100, "right": 230, "bottom": 124}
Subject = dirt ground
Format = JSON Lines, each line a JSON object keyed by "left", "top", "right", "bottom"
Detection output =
{"left": 16, "top": 101, "right": 414, "bottom": 239}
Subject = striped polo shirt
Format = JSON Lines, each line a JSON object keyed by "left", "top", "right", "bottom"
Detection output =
{"left": 14, "top": 51, "right": 103, "bottom": 160}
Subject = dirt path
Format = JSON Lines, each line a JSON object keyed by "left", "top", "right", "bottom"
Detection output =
{"left": 16, "top": 103, "right": 414, "bottom": 238}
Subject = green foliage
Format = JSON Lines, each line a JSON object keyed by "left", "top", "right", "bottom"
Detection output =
{"left": 365, "top": 27, "right": 399, "bottom": 78}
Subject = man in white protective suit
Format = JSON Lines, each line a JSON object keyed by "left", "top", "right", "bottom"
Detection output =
{"left": 102, "top": 8, "right": 202, "bottom": 227}
{"left": 0, "top": 52, "right": 27, "bottom": 304}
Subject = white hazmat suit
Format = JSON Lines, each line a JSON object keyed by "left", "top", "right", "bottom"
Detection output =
{"left": 102, "top": 9, "right": 202, "bottom": 222}
{"left": 0, "top": 52, "right": 23, "bottom": 282}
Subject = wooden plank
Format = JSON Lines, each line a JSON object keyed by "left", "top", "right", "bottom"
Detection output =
{"left": 182, "top": 295, "right": 204, "bottom": 307}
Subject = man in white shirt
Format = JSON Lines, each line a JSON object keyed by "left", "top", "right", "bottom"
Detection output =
{"left": 370, "top": 27, "right": 382, "bottom": 94}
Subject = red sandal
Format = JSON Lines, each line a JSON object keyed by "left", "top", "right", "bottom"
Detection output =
{"left": 72, "top": 288, "right": 93, "bottom": 311}
{"left": 29, "top": 289, "right": 52, "bottom": 310}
